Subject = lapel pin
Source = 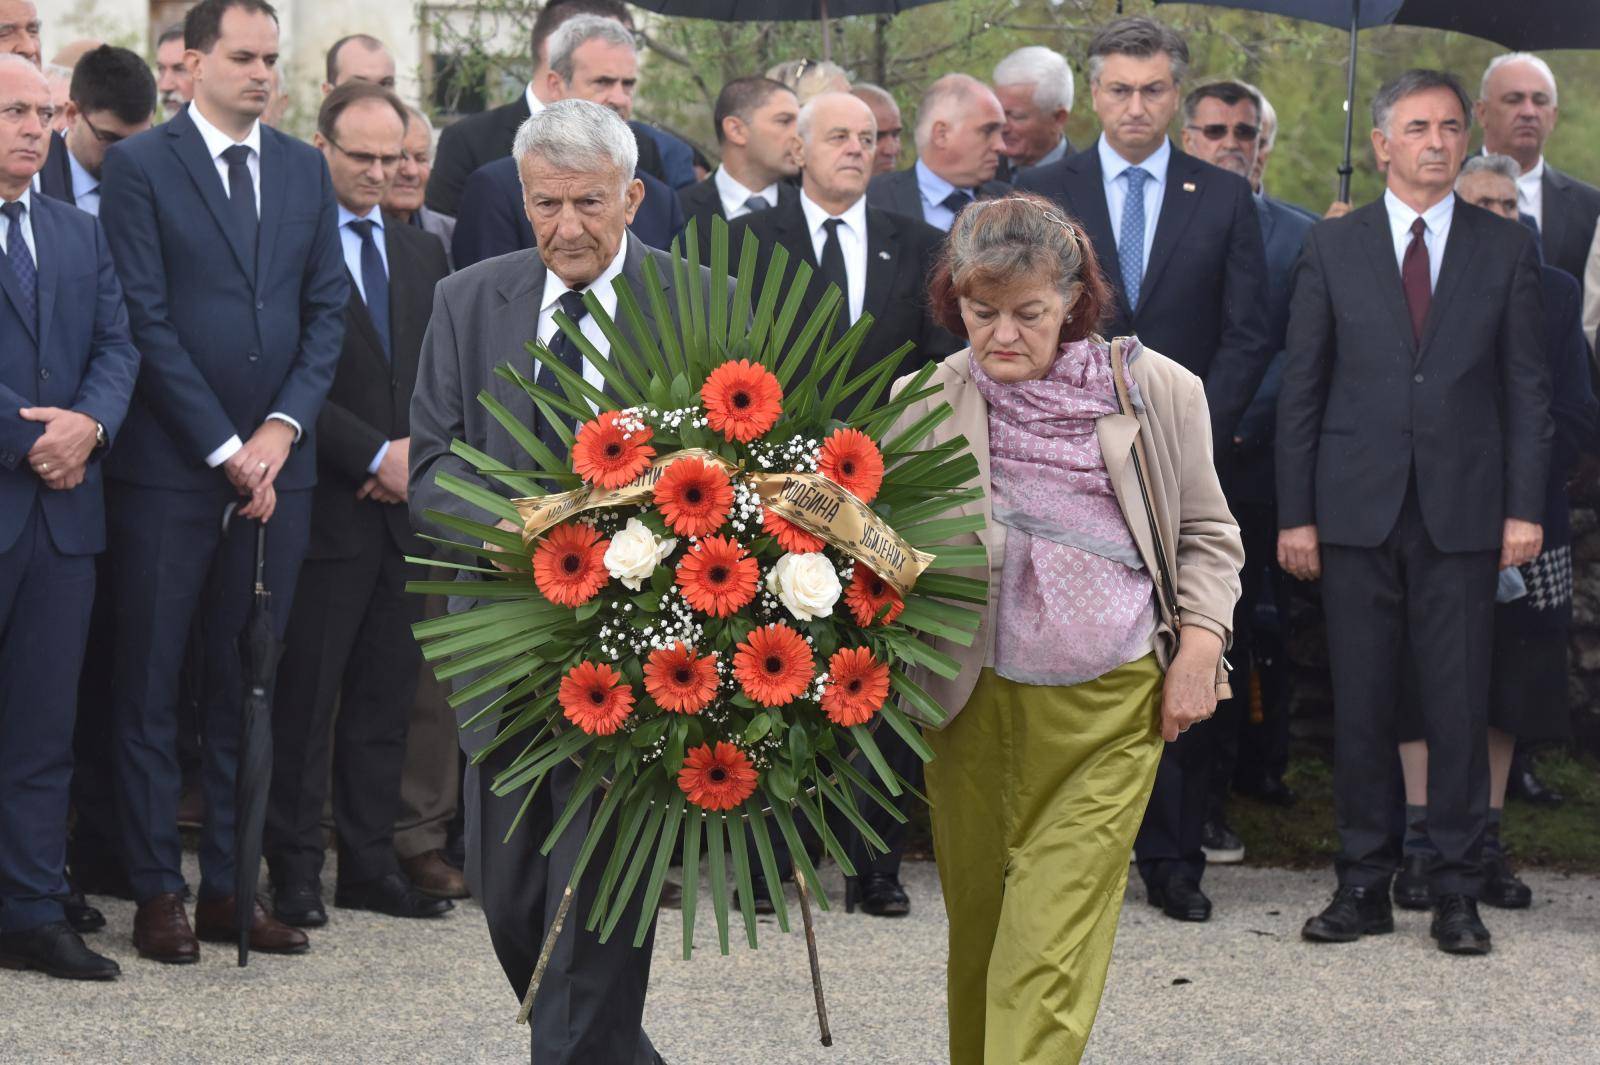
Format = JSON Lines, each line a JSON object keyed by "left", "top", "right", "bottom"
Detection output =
{"left": 878, "top": 250, "right": 891, "bottom": 260}
{"left": 1183, "top": 181, "right": 1197, "bottom": 192}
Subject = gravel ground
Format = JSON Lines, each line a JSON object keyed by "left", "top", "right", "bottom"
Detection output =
{"left": 3, "top": 857, "right": 1597, "bottom": 1064}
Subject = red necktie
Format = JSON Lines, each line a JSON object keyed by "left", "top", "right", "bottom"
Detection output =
{"left": 1401, "top": 216, "right": 1431, "bottom": 344}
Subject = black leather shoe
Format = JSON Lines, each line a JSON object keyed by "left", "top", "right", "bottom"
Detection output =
{"left": 1481, "top": 854, "right": 1532, "bottom": 910}
{"left": 1393, "top": 854, "right": 1433, "bottom": 911}
{"left": 750, "top": 877, "right": 777, "bottom": 916}
{"left": 1507, "top": 753, "right": 1564, "bottom": 807}
{"left": 0, "top": 921, "right": 120, "bottom": 980}
{"left": 1431, "top": 894, "right": 1492, "bottom": 955}
{"left": 272, "top": 883, "right": 328, "bottom": 928}
{"left": 62, "top": 889, "right": 106, "bottom": 934}
{"left": 335, "top": 873, "right": 453, "bottom": 919}
{"left": 1302, "top": 885, "right": 1394, "bottom": 942}
{"left": 847, "top": 873, "right": 910, "bottom": 917}
{"left": 1148, "top": 875, "right": 1212, "bottom": 922}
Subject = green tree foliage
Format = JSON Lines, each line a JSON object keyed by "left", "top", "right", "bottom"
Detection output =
{"left": 421, "top": 0, "right": 1600, "bottom": 213}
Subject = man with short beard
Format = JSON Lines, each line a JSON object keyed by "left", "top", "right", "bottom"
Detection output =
{"left": 153, "top": 24, "right": 192, "bottom": 116}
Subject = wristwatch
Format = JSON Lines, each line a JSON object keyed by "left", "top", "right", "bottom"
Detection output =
{"left": 94, "top": 421, "right": 108, "bottom": 450}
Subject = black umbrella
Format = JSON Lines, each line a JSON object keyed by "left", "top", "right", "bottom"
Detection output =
{"left": 631, "top": 1, "right": 949, "bottom": 62}
{"left": 1155, "top": 0, "right": 1600, "bottom": 200}
{"left": 225, "top": 503, "right": 280, "bottom": 967}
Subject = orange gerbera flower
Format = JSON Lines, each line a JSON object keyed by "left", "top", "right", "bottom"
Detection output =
{"left": 733, "top": 623, "right": 814, "bottom": 707}
{"left": 675, "top": 536, "right": 759, "bottom": 617}
{"left": 571, "top": 410, "right": 655, "bottom": 488}
{"left": 761, "top": 508, "right": 826, "bottom": 553}
{"left": 701, "top": 359, "right": 783, "bottom": 443}
{"left": 817, "top": 428, "right": 885, "bottom": 503}
{"left": 844, "top": 562, "right": 904, "bottom": 627}
{"left": 532, "top": 522, "right": 610, "bottom": 607}
{"left": 821, "top": 647, "right": 890, "bottom": 726}
{"left": 559, "top": 661, "right": 635, "bottom": 735}
{"left": 653, "top": 456, "right": 734, "bottom": 537}
{"left": 677, "top": 741, "right": 759, "bottom": 811}
{"left": 643, "top": 642, "right": 719, "bottom": 714}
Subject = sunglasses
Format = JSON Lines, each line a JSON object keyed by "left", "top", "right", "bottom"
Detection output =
{"left": 1186, "top": 122, "right": 1260, "bottom": 143}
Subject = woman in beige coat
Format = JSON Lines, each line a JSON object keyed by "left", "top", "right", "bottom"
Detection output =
{"left": 893, "top": 194, "right": 1243, "bottom": 1065}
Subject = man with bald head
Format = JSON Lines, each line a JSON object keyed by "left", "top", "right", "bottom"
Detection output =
{"left": 0, "top": 53, "right": 139, "bottom": 982}
{"left": 867, "top": 72, "right": 1008, "bottom": 231}
{"left": 322, "top": 33, "right": 396, "bottom": 95}
{"left": 1477, "top": 52, "right": 1599, "bottom": 283}
{"left": 732, "top": 91, "right": 957, "bottom": 916}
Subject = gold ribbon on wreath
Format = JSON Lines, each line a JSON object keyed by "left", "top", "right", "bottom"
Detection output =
{"left": 512, "top": 449, "right": 935, "bottom": 596}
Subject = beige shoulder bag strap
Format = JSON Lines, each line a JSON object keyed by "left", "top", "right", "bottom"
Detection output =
{"left": 1109, "top": 337, "right": 1182, "bottom": 633}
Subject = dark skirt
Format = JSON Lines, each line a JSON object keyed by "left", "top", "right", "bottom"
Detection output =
{"left": 1397, "top": 614, "right": 1572, "bottom": 743}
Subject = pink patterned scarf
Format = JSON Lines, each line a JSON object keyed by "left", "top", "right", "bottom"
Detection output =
{"left": 971, "top": 338, "right": 1156, "bottom": 686}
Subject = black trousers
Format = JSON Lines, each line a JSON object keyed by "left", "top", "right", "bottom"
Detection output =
{"left": 462, "top": 682, "right": 662, "bottom": 1063}
{"left": 68, "top": 553, "right": 123, "bottom": 881}
{"left": 1320, "top": 485, "right": 1495, "bottom": 898}
{"left": 1133, "top": 719, "right": 1211, "bottom": 890}
{"left": 265, "top": 535, "right": 422, "bottom": 888}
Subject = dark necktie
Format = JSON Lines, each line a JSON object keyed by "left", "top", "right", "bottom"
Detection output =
{"left": 1401, "top": 216, "right": 1431, "bottom": 344}
{"left": 939, "top": 189, "right": 974, "bottom": 224}
{"left": 348, "top": 219, "right": 391, "bottom": 360}
{"left": 1, "top": 200, "right": 37, "bottom": 329}
{"left": 221, "top": 143, "right": 258, "bottom": 253}
{"left": 819, "top": 217, "right": 849, "bottom": 328}
{"left": 742, "top": 194, "right": 771, "bottom": 214}
{"left": 538, "top": 289, "right": 589, "bottom": 458}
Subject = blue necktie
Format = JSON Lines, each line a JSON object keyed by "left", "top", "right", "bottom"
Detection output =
{"left": 1, "top": 200, "right": 36, "bottom": 329}
{"left": 1119, "top": 166, "right": 1150, "bottom": 309}
{"left": 221, "top": 144, "right": 258, "bottom": 254}
{"left": 349, "top": 219, "right": 391, "bottom": 360}
{"left": 538, "top": 290, "right": 588, "bottom": 458}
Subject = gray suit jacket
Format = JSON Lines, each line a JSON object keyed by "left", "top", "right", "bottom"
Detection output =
{"left": 414, "top": 206, "right": 457, "bottom": 269}
{"left": 865, "top": 167, "right": 1010, "bottom": 228}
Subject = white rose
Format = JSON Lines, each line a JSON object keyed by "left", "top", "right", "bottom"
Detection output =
{"left": 765, "top": 552, "right": 842, "bottom": 622}
{"left": 604, "top": 518, "right": 678, "bottom": 590}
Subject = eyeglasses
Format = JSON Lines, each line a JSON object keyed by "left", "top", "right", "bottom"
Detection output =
{"left": 1186, "top": 122, "right": 1260, "bottom": 143}
{"left": 1101, "top": 82, "right": 1173, "bottom": 104}
{"left": 80, "top": 113, "right": 128, "bottom": 146}
{"left": 326, "top": 136, "right": 402, "bottom": 170}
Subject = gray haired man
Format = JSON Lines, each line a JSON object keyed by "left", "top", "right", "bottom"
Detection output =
{"left": 992, "top": 45, "right": 1075, "bottom": 171}
{"left": 410, "top": 99, "right": 702, "bottom": 1064}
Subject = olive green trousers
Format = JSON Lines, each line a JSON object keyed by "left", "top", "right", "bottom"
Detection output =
{"left": 925, "top": 657, "right": 1164, "bottom": 1065}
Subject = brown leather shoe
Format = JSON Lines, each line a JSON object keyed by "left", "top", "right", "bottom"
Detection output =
{"left": 133, "top": 892, "right": 199, "bottom": 964}
{"left": 194, "top": 894, "right": 310, "bottom": 955}
{"left": 400, "top": 850, "right": 469, "bottom": 900}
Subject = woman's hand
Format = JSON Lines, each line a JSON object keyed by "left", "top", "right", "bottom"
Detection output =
{"left": 1160, "top": 626, "right": 1224, "bottom": 742}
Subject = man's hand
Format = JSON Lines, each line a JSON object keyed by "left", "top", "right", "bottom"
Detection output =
{"left": 1277, "top": 524, "right": 1321, "bottom": 580}
{"left": 375, "top": 437, "right": 409, "bottom": 503}
{"left": 226, "top": 419, "right": 297, "bottom": 493}
{"left": 487, "top": 517, "right": 522, "bottom": 572}
{"left": 1501, "top": 518, "right": 1543, "bottom": 569}
{"left": 1160, "top": 627, "right": 1224, "bottom": 742}
{"left": 357, "top": 476, "right": 403, "bottom": 505}
{"left": 238, "top": 481, "right": 277, "bottom": 523}
{"left": 1324, "top": 200, "right": 1352, "bottom": 220}
{"left": 22, "top": 407, "right": 98, "bottom": 491}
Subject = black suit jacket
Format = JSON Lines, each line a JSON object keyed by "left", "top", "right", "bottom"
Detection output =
{"left": 729, "top": 198, "right": 960, "bottom": 409}
{"left": 1539, "top": 163, "right": 1600, "bottom": 282}
{"left": 677, "top": 175, "right": 798, "bottom": 251}
{"left": 425, "top": 94, "right": 666, "bottom": 216}
{"left": 450, "top": 155, "right": 684, "bottom": 269}
{"left": 1015, "top": 143, "right": 1271, "bottom": 443}
{"left": 309, "top": 218, "right": 449, "bottom": 560}
{"left": 1275, "top": 197, "right": 1551, "bottom": 553}
{"left": 38, "top": 130, "right": 73, "bottom": 205}
{"left": 865, "top": 167, "right": 1010, "bottom": 228}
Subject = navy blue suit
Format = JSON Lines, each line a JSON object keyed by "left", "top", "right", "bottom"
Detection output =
{"left": 99, "top": 106, "right": 347, "bottom": 903}
{"left": 450, "top": 155, "right": 685, "bottom": 270}
{"left": 0, "top": 192, "right": 138, "bottom": 933}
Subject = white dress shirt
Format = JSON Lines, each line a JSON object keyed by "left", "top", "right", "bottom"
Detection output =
{"left": 1517, "top": 156, "right": 1545, "bottom": 232}
{"left": 337, "top": 203, "right": 394, "bottom": 474}
{"left": 713, "top": 165, "right": 780, "bottom": 221}
{"left": 536, "top": 240, "right": 627, "bottom": 406}
{"left": 524, "top": 84, "right": 546, "bottom": 120}
{"left": 67, "top": 149, "right": 100, "bottom": 217}
{"left": 189, "top": 102, "right": 301, "bottom": 467}
{"left": 0, "top": 186, "right": 37, "bottom": 261}
{"left": 799, "top": 190, "right": 868, "bottom": 325}
{"left": 1383, "top": 188, "right": 1454, "bottom": 292}
{"left": 1099, "top": 133, "right": 1170, "bottom": 280}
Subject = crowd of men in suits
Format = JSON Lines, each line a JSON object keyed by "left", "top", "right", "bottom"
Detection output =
{"left": 0, "top": 0, "right": 1596, "bottom": 1004}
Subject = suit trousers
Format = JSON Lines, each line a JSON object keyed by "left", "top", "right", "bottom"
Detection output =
{"left": 464, "top": 699, "right": 662, "bottom": 1064}
{"left": 1132, "top": 718, "right": 1211, "bottom": 890}
{"left": 1320, "top": 482, "right": 1495, "bottom": 897}
{"left": 0, "top": 502, "right": 95, "bottom": 932}
{"left": 108, "top": 482, "right": 312, "bottom": 902}
{"left": 67, "top": 552, "right": 124, "bottom": 880}
{"left": 265, "top": 533, "right": 423, "bottom": 888}
{"left": 393, "top": 587, "right": 460, "bottom": 860}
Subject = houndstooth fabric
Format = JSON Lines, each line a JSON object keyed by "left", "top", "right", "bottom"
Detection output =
{"left": 1520, "top": 544, "right": 1572, "bottom": 613}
